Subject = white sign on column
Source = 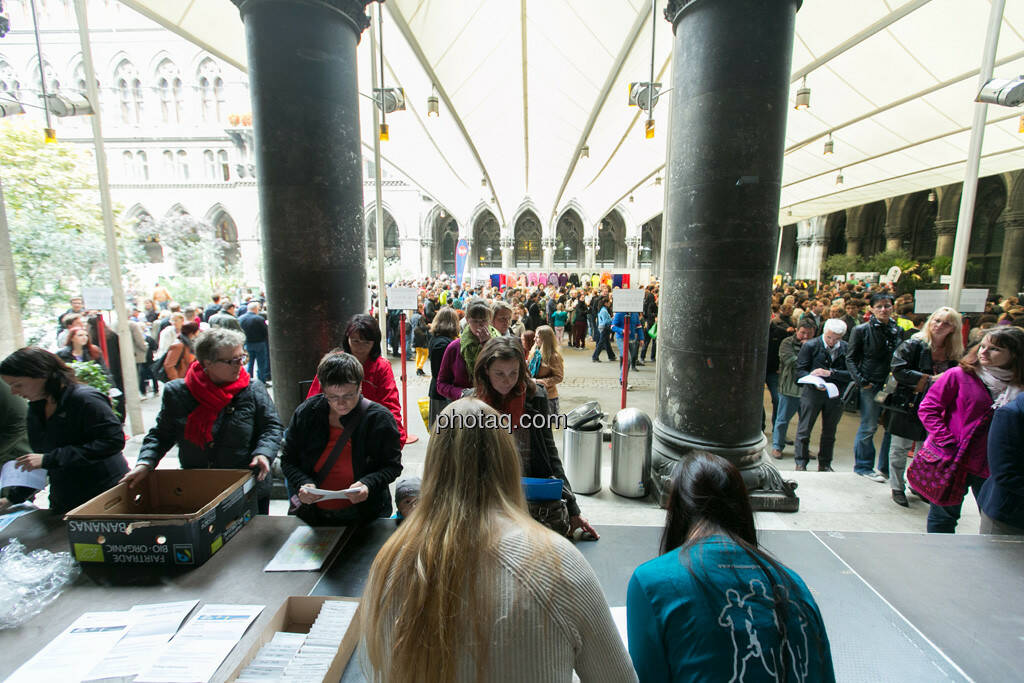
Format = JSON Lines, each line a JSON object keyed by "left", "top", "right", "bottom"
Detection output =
{"left": 386, "top": 287, "right": 418, "bottom": 311}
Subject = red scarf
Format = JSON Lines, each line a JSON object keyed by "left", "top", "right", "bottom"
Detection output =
{"left": 481, "top": 387, "right": 527, "bottom": 431}
{"left": 184, "top": 361, "right": 250, "bottom": 447}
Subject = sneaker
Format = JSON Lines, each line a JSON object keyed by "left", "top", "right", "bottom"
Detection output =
{"left": 786, "top": 439, "right": 794, "bottom": 445}
{"left": 794, "top": 463, "right": 807, "bottom": 471}
{"left": 770, "top": 449, "right": 783, "bottom": 460}
{"left": 892, "top": 490, "right": 909, "bottom": 507}
{"left": 817, "top": 465, "right": 835, "bottom": 472}
{"left": 859, "top": 471, "right": 887, "bottom": 483}
{"left": 592, "top": 358, "right": 601, "bottom": 363}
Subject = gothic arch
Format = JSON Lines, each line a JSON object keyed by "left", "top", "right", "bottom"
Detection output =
{"left": 640, "top": 215, "right": 662, "bottom": 275}
{"left": 472, "top": 209, "right": 501, "bottom": 268}
{"left": 967, "top": 175, "right": 1007, "bottom": 286}
{"left": 553, "top": 208, "right": 583, "bottom": 268}
{"left": 596, "top": 209, "right": 627, "bottom": 268}
{"left": 904, "top": 191, "right": 937, "bottom": 260}
{"left": 366, "top": 206, "right": 400, "bottom": 262}
{"left": 860, "top": 201, "right": 887, "bottom": 257}
{"left": 825, "top": 211, "right": 846, "bottom": 256}
{"left": 510, "top": 199, "right": 543, "bottom": 237}
{"left": 207, "top": 205, "right": 240, "bottom": 265}
{"left": 126, "top": 205, "right": 161, "bottom": 263}
{"left": 553, "top": 199, "right": 591, "bottom": 237}
{"left": 431, "top": 209, "right": 459, "bottom": 275}
{"left": 1006, "top": 169, "right": 1024, "bottom": 214}
{"left": 514, "top": 210, "right": 543, "bottom": 267}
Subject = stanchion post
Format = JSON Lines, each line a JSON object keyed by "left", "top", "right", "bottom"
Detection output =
{"left": 96, "top": 314, "right": 110, "bottom": 367}
{"left": 399, "top": 311, "right": 408, "bottom": 436}
{"left": 621, "top": 322, "right": 629, "bottom": 410}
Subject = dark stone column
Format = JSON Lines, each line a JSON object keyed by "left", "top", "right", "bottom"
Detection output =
{"left": 934, "top": 219, "right": 957, "bottom": 257}
{"left": 997, "top": 212, "right": 1024, "bottom": 297}
{"left": 654, "top": 0, "right": 801, "bottom": 511}
{"left": 232, "top": 0, "right": 371, "bottom": 421}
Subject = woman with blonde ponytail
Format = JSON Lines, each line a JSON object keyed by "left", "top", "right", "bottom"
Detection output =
{"left": 360, "top": 398, "right": 635, "bottom": 683}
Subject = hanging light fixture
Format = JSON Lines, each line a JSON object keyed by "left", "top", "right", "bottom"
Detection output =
{"left": 427, "top": 84, "right": 439, "bottom": 118}
{"left": 580, "top": 145, "right": 589, "bottom": 160}
{"left": 1018, "top": 114, "right": 1024, "bottom": 133}
{"left": 927, "top": 190, "right": 936, "bottom": 203}
{"left": 835, "top": 168, "right": 844, "bottom": 185}
{"left": 795, "top": 76, "right": 810, "bottom": 110}
{"left": 654, "top": 176, "right": 663, "bottom": 186}
{"left": 823, "top": 133, "right": 834, "bottom": 155}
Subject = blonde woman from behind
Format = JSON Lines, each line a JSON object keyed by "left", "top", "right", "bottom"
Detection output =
{"left": 360, "top": 398, "right": 636, "bottom": 683}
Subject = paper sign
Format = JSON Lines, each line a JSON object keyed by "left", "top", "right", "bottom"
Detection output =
{"left": 959, "top": 288, "right": 989, "bottom": 313}
{"left": 797, "top": 375, "right": 839, "bottom": 399}
{"left": 612, "top": 288, "right": 644, "bottom": 313}
{"left": 914, "top": 289, "right": 949, "bottom": 314}
{"left": 264, "top": 526, "right": 345, "bottom": 572}
{"left": 386, "top": 286, "right": 418, "bottom": 311}
{"left": 82, "top": 286, "right": 113, "bottom": 310}
{"left": 1, "top": 460, "right": 47, "bottom": 491}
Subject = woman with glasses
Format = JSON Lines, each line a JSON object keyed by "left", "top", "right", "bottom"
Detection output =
{"left": 437, "top": 299, "right": 500, "bottom": 401}
{"left": 122, "top": 329, "right": 284, "bottom": 513}
{"left": 305, "top": 314, "right": 409, "bottom": 445}
{"left": 281, "top": 352, "right": 402, "bottom": 526}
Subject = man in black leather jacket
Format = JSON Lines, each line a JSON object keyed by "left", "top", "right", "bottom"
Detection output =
{"left": 794, "top": 318, "right": 851, "bottom": 472}
{"left": 845, "top": 293, "right": 900, "bottom": 482}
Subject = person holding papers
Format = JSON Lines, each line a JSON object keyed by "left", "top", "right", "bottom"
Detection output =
{"left": 793, "top": 318, "right": 851, "bottom": 473}
{"left": 0, "top": 347, "right": 128, "bottom": 514}
{"left": 281, "top": 352, "right": 402, "bottom": 525}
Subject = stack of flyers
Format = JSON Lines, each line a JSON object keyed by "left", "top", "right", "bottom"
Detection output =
{"left": 283, "top": 601, "right": 359, "bottom": 681}
{"left": 235, "top": 601, "right": 359, "bottom": 683}
{"left": 236, "top": 632, "right": 305, "bottom": 682}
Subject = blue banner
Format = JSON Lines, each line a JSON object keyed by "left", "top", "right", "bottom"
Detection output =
{"left": 455, "top": 238, "right": 469, "bottom": 286}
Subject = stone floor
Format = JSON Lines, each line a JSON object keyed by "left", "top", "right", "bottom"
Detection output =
{"left": 117, "top": 338, "right": 979, "bottom": 535}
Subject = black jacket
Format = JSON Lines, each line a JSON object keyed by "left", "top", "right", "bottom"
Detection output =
{"left": 413, "top": 322, "right": 430, "bottom": 348}
{"left": 428, "top": 335, "right": 454, "bottom": 400}
{"left": 280, "top": 395, "right": 402, "bottom": 521}
{"left": 767, "top": 318, "right": 792, "bottom": 376}
{"left": 519, "top": 386, "right": 580, "bottom": 517}
{"left": 846, "top": 317, "right": 901, "bottom": 386}
{"left": 885, "top": 338, "right": 938, "bottom": 441}
{"left": 796, "top": 337, "right": 852, "bottom": 392}
{"left": 238, "top": 312, "right": 269, "bottom": 343}
{"left": 137, "top": 379, "right": 283, "bottom": 500}
{"left": 977, "top": 394, "right": 1024, "bottom": 529}
{"left": 30, "top": 383, "right": 128, "bottom": 514}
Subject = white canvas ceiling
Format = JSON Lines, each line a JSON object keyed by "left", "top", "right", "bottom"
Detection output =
{"left": 119, "top": 0, "right": 1024, "bottom": 230}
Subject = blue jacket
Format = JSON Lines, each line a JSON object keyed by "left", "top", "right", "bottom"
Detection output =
{"left": 611, "top": 312, "right": 643, "bottom": 340}
{"left": 627, "top": 536, "right": 835, "bottom": 683}
{"left": 977, "top": 393, "right": 1024, "bottom": 529}
{"left": 597, "top": 307, "right": 612, "bottom": 330}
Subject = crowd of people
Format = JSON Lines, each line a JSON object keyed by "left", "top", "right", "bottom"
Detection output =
{"left": 1, "top": 271, "right": 1022, "bottom": 680}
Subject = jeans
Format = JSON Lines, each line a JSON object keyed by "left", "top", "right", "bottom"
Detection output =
{"left": 927, "top": 474, "right": 986, "bottom": 533}
{"left": 246, "top": 341, "right": 271, "bottom": 382}
{"left": 765, "top": 372, "right": 780, "bottom": 426}
{"left": 588, "top": 313, "right": 599, "bottom": 343}
{"left": 887, "top": 433, "right": 914, "bottom": 492}
{"left": 854, "top": 385, "right": 884, "bottom": 475}
{"left": 592, "top": 325, "right": 615, "bottom": 361}
{"left": 980, "top": 510, "right": 1024, "bottom": 535}
{"left": 137, "top": 362, "right": 158, "bottom": 394}
{"left": 771, "top": 394, "right": 801, "bottom": 452}
{"left": 794, "top": 388, "right": 842, "bottom": 468}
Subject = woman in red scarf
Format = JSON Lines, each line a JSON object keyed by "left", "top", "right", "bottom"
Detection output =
{"left": 472, "top": 336, "right": 598, "bottom": 540}
{"left": 306, "top": 314, "right": 410, "bottom": 446}
{"left": 121, "top": 329, "right": 284, "bottom": 513}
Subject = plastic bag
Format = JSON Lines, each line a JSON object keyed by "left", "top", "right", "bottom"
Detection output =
{"left": 0, "top": 538, "right": 80, "bottom": 630}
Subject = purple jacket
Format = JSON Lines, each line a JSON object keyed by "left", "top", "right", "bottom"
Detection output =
{"left": 437, "top": 338, "right": 472, "bottom": 401}
{"left": 917, "top": 367, "right": 993, "bottom": 478}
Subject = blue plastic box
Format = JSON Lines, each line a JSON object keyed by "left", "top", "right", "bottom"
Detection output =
{"left": 522, "top": 477, "right": 562, "bottom": 501}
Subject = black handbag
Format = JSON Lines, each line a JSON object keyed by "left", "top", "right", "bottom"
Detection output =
{"left": 840, "top": 381, "right": 860, "bottom": 410}
{"left": 874, "top": 374, "right": 919, "bottom": 414}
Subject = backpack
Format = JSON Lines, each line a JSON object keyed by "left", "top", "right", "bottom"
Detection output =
{"left": 150, "top": 351, "right": 170, "bottom": 383}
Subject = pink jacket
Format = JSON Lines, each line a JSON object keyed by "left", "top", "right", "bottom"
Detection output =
{"left": 306, "top": 355, "right": 408, "bottom": 446}
{"left": 917, "top": 367, "right": 993, "bottom": 478}
{"left": 436, "top": 338, "right": 472, "bottom": 402}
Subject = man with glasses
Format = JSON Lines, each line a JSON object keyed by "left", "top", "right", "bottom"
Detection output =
{"left": 122, "top": 329, "right": 283, "bottom": 513}
{"left": 846, "top": 292, "right": 901, "bottom": 482}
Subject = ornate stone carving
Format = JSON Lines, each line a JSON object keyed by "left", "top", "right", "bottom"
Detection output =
{"left": 933, "top": 219, "right": 958, "bottom": 236}
{"left": 500, "top": 237, "right": 514, "bottom": 249}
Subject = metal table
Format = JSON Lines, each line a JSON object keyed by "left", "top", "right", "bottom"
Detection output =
{"left": 314, "top": 520, "right": 1024, "bottom": 682}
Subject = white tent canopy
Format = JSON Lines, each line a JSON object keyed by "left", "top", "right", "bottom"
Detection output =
{"left": 120, "top": 0, "right": 1024, "bottom": 231}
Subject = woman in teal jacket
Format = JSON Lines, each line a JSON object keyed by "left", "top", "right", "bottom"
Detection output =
{"left": 626, "top": 453, "right": 834, "bottom": 682}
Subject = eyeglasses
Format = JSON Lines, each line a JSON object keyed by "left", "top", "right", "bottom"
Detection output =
{"left": 324, "top": 391, "right": 360, "bottom": 404}
{"left": 214, "top": 354, "right": 248, "bottom": 366}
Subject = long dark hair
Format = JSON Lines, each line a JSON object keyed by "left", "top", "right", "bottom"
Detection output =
{"left": 0, "top": 347, "right": 78, "bottom": 399}
{"left": 342, "top": 314, "right": 383, "bottom": 360}
{"left": 472, "top": 336, "right": 534, "bottom": 406}
{"left": 662, "top": 452, "right": 802, "bottom": 680}
{"left": 960, "top": 326, "right": 1024, "bottom": 384}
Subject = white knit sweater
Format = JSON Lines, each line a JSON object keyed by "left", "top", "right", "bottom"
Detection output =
{"left": 361, "top": 523, "right": 638, "bottom": 683}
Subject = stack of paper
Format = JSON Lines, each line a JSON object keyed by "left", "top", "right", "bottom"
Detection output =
{"left": 797, "top": 374, "right": 839, "bottom": 399}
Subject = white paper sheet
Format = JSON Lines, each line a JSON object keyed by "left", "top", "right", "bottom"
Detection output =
{"left": 1, "top": 459, "right": 48, "bottom": 490}
{"left": 135, "top": 604, "right": 264, "bottom": 683}
{"left": 0, "top": 503, "right": 37, "bottom": 531}
{"left": 6, "top": 611, "right": 133, "bottom": 683}
{"left": 83, "top": 600, "right": 199, "bottom": 683}
{"left": 303, "top": 486, "right": 361, "bottom": 501}
{"left": 797, "top": 375, "right": 839, "bottom": 399}
{"left": 263, "top": 526, "right": 345, "bottom": 572}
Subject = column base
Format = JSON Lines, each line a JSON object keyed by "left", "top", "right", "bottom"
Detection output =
{"left": 651, "top": 421, "right": 799, "bottom": 512}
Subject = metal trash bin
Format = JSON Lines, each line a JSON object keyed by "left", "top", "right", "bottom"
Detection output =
{"left": 563, "top": 402, "right": 605, "bottom": 495}
{"left": 611, "top": 408, "right": 652, "bottom": 498}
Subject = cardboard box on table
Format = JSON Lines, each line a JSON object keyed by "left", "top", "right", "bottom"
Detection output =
{"left": 64, "top": 469, "right": 258, "bottom": 569}
{"left": 228, "top": 596, "right": 362, "bottom": 682}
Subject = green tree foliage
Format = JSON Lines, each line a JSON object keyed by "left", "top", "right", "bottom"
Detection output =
{"left": 136, "top": 213, "right": 244, "bottom": 304}
{"left": 821, "top": 253, "right": 864, "bottom": 278}
{"left": 0, "top": 121, "right": 136, "bottom": 321}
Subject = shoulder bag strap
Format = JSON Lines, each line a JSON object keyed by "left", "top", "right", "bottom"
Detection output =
{"left": 312, "top": 397, "right": 370, "bottom": 487}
